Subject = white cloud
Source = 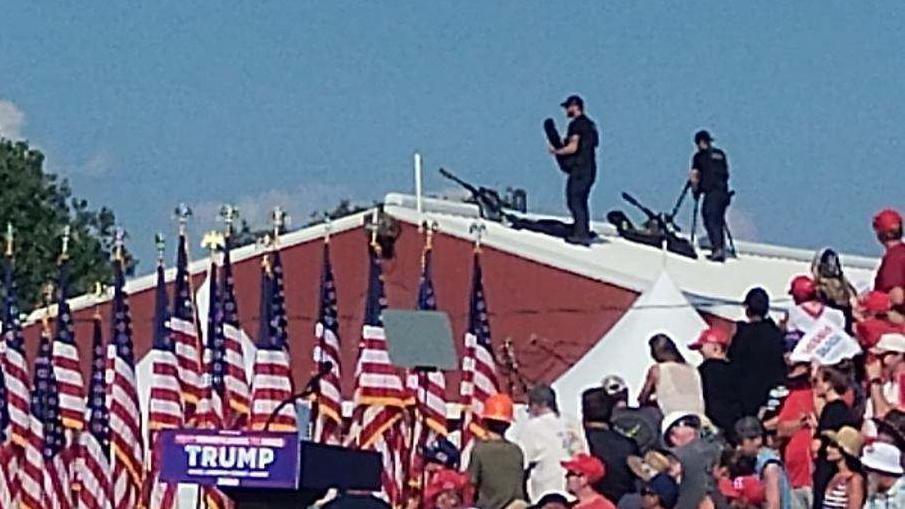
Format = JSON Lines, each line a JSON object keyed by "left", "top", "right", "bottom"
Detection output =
{"left": 0, "top": 100, "right": 26, "bottom": 140}
{"left": 190, "top": 181, "right": 359, "bottom": 237}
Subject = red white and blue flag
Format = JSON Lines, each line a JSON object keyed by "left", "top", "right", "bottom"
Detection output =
{"left": 170, "top": 233, "right": 204, "bottom": 420}
{"left": 220, "top": 245, "right": 251, "bottom": 429}
{"left": 351, "top": 247, "right": 407, "bottom": 505}
{"left": 314, "top": 242, "right": 343, "bottom": 445}
{"left": 145, "top": 259, "right": 181, "bottom": 509}
{"left": 77, "top": 316, "right": 113, "bottom": 509}
{"left": 1, "top": 250, "right": 30, "bottom": 506}
{"left": 51, "top": 260, "right": 86, "bottom": 434}
{"left": 459, "top": 252, "right": 500, "bottom": 454}
{"left": 249, "top": 249, "right": 296, "bottom": 432}
{"left": 106, "top": 259, "right": 144, "bottom": 509}
{"left": 21, "top": 322, "right": 72, "bottom": 509}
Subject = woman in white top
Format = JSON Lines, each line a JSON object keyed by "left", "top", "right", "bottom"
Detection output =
{"left": 638, "top": 334, "right": 705, "bottom": 417}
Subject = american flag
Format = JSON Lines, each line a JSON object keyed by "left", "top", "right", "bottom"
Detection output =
{"left": 145, "top": 259, "right": 181, "bottom": 509}
{"left": 197, "top": 262, "right": 233, "bottom": 509}
{"left": 106, "top": 258, "right": 144, "bottom": 509}
{"left": 51, "top": 260, "right": 86, "bottom": 433}
{"left": 1, "top": 249, "right": 30, "bottom": 506}
{"left": 2, "top": 250, "right": 29, "bottom": 446}
{"left": 220, "top": 244, "right": 251, "bottom": 428}
{"left": 405, "top": 240, "right": 449, "bottom": 496}
{"left": 170, "top": 232, "right": 204, "bottom": 420}
{"left": 50, "top": 259, "right": 86, "bottom": 493}
{"left": 21, "top": 320, "right": 72, "bottom": 509}
{"left": 77, "top": 315, "right": 112, "bottom": 509}
{"left": 459, "top": 252, "right": 500, "bottom": 454}
{"left": 314, "top": 242, "right": 343, "bottom": 445}
{"left": 249, "top": 250, "right": 296, "bottom": 431}
{"left": 351, "top": 247, "right": 407, "bottom": 505}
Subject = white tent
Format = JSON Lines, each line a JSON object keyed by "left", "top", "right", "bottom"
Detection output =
{"left": 553, "top": 271, "right": 708, "bottom": 420}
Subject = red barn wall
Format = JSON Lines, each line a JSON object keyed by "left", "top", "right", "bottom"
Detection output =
{"left": 21, "top": 222, "right": 640, "bottom": 402}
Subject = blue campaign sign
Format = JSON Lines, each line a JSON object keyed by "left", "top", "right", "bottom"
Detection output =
{"left": 158, "top": 429, "right": 301, "bottom": 489}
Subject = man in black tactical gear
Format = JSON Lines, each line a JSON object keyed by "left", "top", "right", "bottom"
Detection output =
{"left": 689, "top": 130, "right": 730, "bottom": 262}
{"left": 548, "top": 95, "right": 599, "bottom": 246}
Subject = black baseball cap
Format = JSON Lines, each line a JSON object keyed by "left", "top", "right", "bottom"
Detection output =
{"left": 561, "top": 95, "right": 584, "bottom": 108}
{"left": 694, "top": 130, "right": 714, "bottom": 144}
{"left": 743, "top": 287, "right": 770, "bottom": 318}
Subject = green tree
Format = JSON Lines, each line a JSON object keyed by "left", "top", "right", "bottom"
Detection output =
{"left": 0, "top": 138, "right": 135, "bottom": 311}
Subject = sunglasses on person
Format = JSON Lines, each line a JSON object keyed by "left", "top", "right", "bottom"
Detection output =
{"left": 674, "top": 416, "right": 701, "bottom": 429}
{"left": 565, "top": 471, "right": 582, "bottom": 478}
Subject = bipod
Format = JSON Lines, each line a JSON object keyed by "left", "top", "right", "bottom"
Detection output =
{"left": 690, "top": 194, "right": 700, "bottom": 245}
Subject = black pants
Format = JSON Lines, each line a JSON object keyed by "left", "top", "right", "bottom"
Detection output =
{"left": 566, "top": 171, "right": 595, "bottom": 238}
{"left": 702, "top": 189, "right": 730, "bottom": 252}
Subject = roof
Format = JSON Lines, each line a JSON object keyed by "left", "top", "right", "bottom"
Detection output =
{"left": 384, "top": 193, "right": 879, "bottom": 321}
{"left": 30, "top": 192, "right": 879, "bottom": 325}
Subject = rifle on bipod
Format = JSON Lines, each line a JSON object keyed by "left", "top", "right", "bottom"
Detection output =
{"left": 439, "top": 168, "right": 505, "bottom": 221}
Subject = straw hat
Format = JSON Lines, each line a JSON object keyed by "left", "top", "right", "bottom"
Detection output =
{"left": 823, "top": 426, "right": 864, "bottom": 457}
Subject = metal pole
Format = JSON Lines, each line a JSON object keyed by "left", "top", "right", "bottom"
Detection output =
{"left": 414, "top": 152, "right": 424, "bottom": 224}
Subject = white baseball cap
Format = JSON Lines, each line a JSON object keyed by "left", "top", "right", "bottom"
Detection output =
{"left": 861, "top": 442, "right": 904, "bottom": 476}
{"left": 871, "top": 333, "right": 905, "bottom": 355}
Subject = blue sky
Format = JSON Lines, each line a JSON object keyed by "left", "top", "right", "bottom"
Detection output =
{"left": 1, "top": 3, "right": 903, "bottom": 271}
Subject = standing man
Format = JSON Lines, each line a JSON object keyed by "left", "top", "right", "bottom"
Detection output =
{"left": 688, "top": 327, "right": 743, "bottom": 438}
{"left": 511, "top": 385, "right": 587, "bottom": 501}
{"left": 689, "top": 130, "right": 730, "bottom": 262}
{"left": 549, "top": 95, "right": 599, "bottom": 246}
{"left": 873, "top": 208, "right": 905, "bottom": 320}
{"left": 727, "top": 287, "right": 787, "bottom": 417}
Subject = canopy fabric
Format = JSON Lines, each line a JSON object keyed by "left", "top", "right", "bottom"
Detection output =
{"left": 553, "top": 271, "right": 707, "bottom": 420}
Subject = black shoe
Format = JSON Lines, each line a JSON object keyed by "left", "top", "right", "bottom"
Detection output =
{"left": 565, "top": 234, "right": 592, "bottom": 246}
{"left": 707, "top": 250, "right": 726, "bottom": 262}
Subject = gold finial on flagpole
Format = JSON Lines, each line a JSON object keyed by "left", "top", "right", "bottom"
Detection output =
{"left": 174, "top": 203, "right": 193, "bottom": 235}
{"left": 59, "top": 225, "right": 71, "bottom": 263}
{"left": 271, "top": 206, "right": 288, "bottom": 246}
{"left": 219, "top": 204, "right": 238, "bottom": 239}
{"left": 469, "top": 221, "right": 486, "bottom": 252}
{"left": 201, "top": 230, "right": 225, "bottom": 253}
{"left": 4, "top": 223, "right": 13, "bottom": 257}
{"left": 155, "top": 233, "right": 166, "bottom": 265}
{"left": 112, "top": 227, "right": 126, "bottom": 263}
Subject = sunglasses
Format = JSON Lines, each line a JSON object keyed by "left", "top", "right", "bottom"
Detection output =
{"left": 674, "top": 416, "right": 701, "bottom": 429}
{"left": 565, "top": 471, "right": 582, "bottom": 478}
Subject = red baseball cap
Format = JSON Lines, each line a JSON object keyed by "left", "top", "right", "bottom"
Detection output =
{"left": 788, "top": 275, "right": 816, "bottom": 301}
{"left": 862, "top": 291, "right": 892, "bottom": 314}
{"left": 718, "top": 476, "right": 765, "bottom": 505}
{"left": 424, "top": 469, "right": 469, "bottom": 504}
{"left": 688, "top": 327, "right": 730, "bottom": 350}
{"left": 873, "top": 209, "right": 903, "bottom": 234}
{"left": 561, "top": 453, "right": 606, "bottom": 484}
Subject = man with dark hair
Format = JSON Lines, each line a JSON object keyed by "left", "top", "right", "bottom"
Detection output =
{"left": 548, "top": 95, "right": 600, "bottom": 246}
{"left": 727, "top": 288, "right": 787, "bottom": 416}
{"left": 811, "top": 366, "right": 857, "bottom": 509}
{"left": 582, "top": 387, "right": 640, "bottom": 503}
{"left": 689, "top": 130, "right": 731, "bottom": 262}
{"left": 512, "top": 384, "right": 586, "bottom": 501}
{"left": 734, "top": 417, "right": 793, "bottom": 509}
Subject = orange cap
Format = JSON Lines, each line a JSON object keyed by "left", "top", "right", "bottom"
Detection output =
{"left": 874, "top": 209, "right": 903, "bottom": 234}
{"left": 482, "top": 393, "right": 514, "bottom": 423}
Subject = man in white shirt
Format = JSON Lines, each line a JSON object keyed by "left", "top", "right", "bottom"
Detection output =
{"left": 510, "top": 384, "right": 587, "bottom": 501}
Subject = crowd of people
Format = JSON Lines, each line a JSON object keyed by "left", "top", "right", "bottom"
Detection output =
{"left": 412, "top": 208, "right": 905, "bottom": 509}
